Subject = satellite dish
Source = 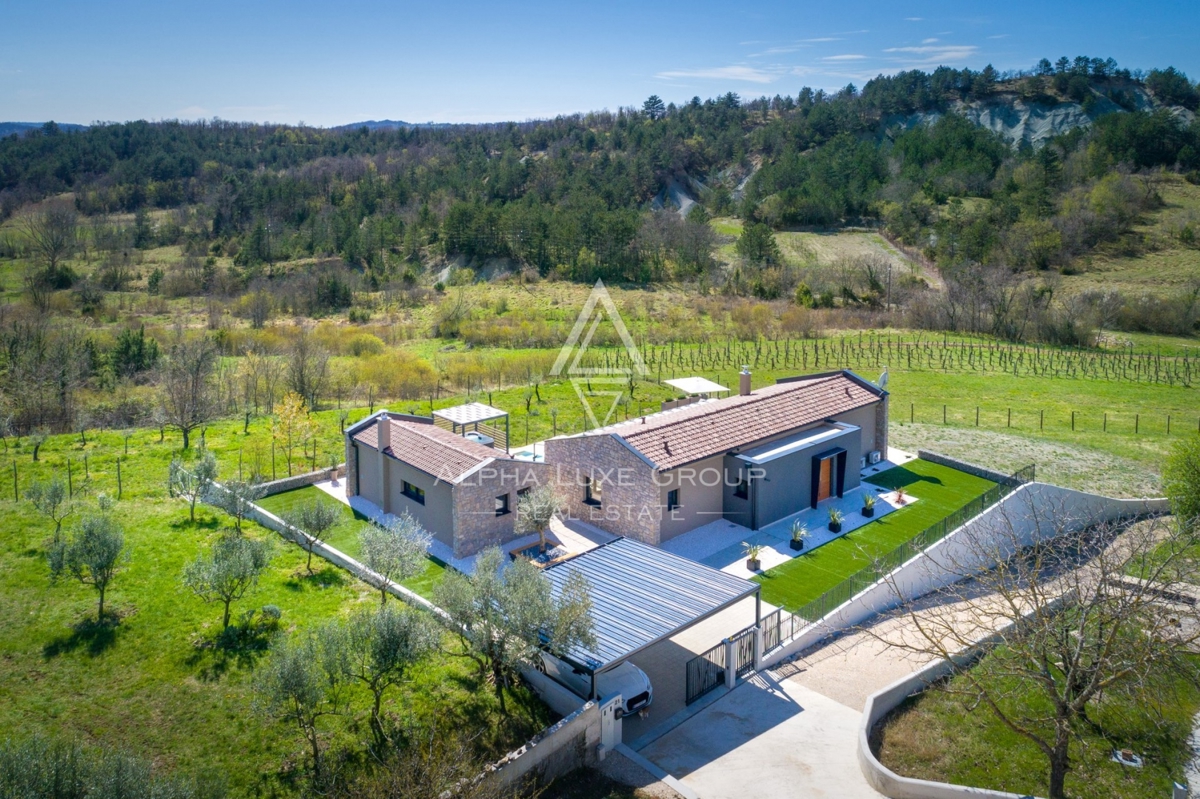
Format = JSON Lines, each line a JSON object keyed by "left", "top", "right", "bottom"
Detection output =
{"left": 878, "top": 368, "right": 889, "bottom": 391}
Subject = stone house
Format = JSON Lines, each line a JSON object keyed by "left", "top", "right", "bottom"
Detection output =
{"left": 344, "top": 411, "right": 548, "bottom": 559}
{"left": 543, "top": 369, "right": 888, "bottom": 546}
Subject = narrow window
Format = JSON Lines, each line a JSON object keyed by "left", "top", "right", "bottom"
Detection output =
{"left": 584, "top": 476, "right": 602, "bottom": 506}
{"left": 666, "top": 489, "right": 680, "bottom": 512}
{"left": 402, "top": 480, "right": 425, "bottom": 505}
{"left": 495, "top": 493, "right": 510, "bottom": 516}
{"left": 734, "top": 475, "right": 749, "bottom": 499}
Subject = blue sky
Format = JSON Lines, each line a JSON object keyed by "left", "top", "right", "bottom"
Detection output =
{"left": 2, "top": 0, "right": 1197, "bottom": 127}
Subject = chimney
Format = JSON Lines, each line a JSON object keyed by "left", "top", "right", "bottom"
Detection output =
{"left": 739, "top": 366, "right": 752, "bottom": 396}
{"left": 377, "top": 412, "right": 391, "bottom": 451}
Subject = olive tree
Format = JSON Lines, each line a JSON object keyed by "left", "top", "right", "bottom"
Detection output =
{"left": 284, "top": 500, "right": 342, "bottom": 573}
{"left": 207, "top": 479, "right": 266, "bottom": 534}
{"left": 253, "top": 625, "right": 349, "bottom": 783}
{"left": 183, "top": 533, "right": 273, "bottom": 630}
{"left": 434, "top": 547, "right": 594, "bottom": 713}
{"left": 48, "top": 509, "right": 127, "bottom": 623}
{"left": 168, "top": 449, "right": 218, "bottom": 523}
{"left": 339, "top": 604, "right": 437, "bottom": 745}
{"left": 358, "top": 511, "right": 431, "bottom": 605}
{"left": 24, "top": 477, "right": 73, "bottom": 540}
{"left": 515, "top": 484, "right": 560, "bottom": 554}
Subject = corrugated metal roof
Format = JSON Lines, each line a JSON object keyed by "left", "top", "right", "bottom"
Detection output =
{"left": 543, "top": 538, "right": 758, "bottom": 672}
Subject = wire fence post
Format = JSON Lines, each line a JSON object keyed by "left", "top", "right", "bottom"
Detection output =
{"left": 11, "top": 461, "right": 16, "bottom": 502}
{"left": 116, "top": 457, "right": 122, "bottom": 500}
{"left": 1135, "top": 413, "right": 1139, "bottom": 434}
{"left": 1040, "top": 409, "right": 1044, "bottom": 431}
{"left": 1071, "top": 411, "right": 1075, "bottom": 431}
{"left": 975, "top": 407, "right": 979, "bottom": 426}
{"left": 67, "top": 459, "right": 73, "bottom": 498}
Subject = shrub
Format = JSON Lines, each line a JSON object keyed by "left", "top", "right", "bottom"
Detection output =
{"left": 347, "top": 333, "right": 385, "bottom": 357}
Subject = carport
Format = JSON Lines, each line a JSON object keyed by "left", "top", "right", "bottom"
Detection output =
{"left": 543, "top": 537, "right": 760, "bottom": 738}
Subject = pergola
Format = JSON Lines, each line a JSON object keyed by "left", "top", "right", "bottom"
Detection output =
{"left": 432, "top": 402, "right": 510, "bottom": 452}
{"left": 664, "top": 376, "right": 730, "bottom": 398}
{"left": 543, "top": 538, "right": 760, "bottom": 697}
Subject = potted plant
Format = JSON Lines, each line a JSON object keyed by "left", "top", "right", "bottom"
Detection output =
{"left": 828, "top": 507, "right": 843, "bottom": 533}
{"left": 789, "top": 520, "right": 808, "bottom": 551}
{"left": 861, "top": 493, "right": 876, "bottom": 518}
{"left": 743, "top": 542, "right": 764, "bottom": 571}
{"left": 894, "top": 487, "right": 908, "bottom": 506}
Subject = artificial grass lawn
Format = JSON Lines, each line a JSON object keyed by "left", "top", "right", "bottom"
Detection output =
{"left": 753, "top": 459, "right": 996, "bottom": 612}
{"left": 256, "top": 486, "right": 447, "bottom": 600}
{"left": 874, "top": 651, "right": 1200, "bottom": 798}
{"left": 0, "top": 421, "right": 543, "bottom": 797}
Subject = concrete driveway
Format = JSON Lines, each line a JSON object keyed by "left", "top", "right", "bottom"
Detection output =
{"left": 638, "top": 670, "right": 883, "bottom": 799}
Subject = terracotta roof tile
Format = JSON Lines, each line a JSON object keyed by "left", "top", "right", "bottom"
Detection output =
{"left": 596, "top": 373, "right": 880, "bottom": 470}
{"left": 353, "top": 419, "right": 497, "bottom": 483}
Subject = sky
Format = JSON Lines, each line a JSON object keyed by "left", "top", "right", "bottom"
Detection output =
{"left": 2, "top": 0, "right": 1198, "bottom": 128}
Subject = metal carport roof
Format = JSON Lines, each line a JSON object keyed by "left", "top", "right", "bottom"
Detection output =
{"left": 543, "top": 537, "right": 759, "bottom": 675}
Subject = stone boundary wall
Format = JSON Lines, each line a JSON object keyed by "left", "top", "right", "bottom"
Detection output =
{"left": 203, "top": 480, "right": 443, "bottom": 617}
{"left": 916, "top": 450, "right": 1021, "bottom": 487}
{"left": 257, "top": 465, "right": 343, "bottom": 497}
{"left": 485, "top": 700, "right": 605, "bottom": 791}
{"left": 763, "top": 482, "right": 1168, "bottom": 668}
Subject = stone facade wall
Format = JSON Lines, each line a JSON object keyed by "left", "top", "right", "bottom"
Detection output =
{"left": 545, "top": 434, "right": 662, "bottom": 545}
{"left": 485, "top": 700, "right": 603, "bottom": 791}
{"left": 917, "top": 450, "right": 1024, "bottom": 487}
{"left": 258, "top": 466, "right": 342, "bottom": 498}
{"left": 452, "top": 460, "right": 551, "bottom": 558}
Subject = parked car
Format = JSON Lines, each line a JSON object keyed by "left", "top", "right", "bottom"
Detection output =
{"left": 536, "top": 651, "right": 653, "bottom": 715}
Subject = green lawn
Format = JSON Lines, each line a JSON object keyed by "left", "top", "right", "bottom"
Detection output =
{"left": 753, "top": 460, "right": 997, "bottom": 611}
{"left": 875, "top": 650, "right": 1200, "bottom": 798}
{"left": 256, "top": 485, "right": 448, "bottom": 600}
{"left": 0, "top": 421, "right": 541, "bottom": 796}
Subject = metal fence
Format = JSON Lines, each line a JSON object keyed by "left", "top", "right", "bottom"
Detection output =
{"left": 760, "top": 608, "right": 803, "bottom": 654}
{"left": 685, "top": 640, "right": 726, "bottom": 705}
{"left": 790, "top": 464, "right": 1036, "bottom": 624}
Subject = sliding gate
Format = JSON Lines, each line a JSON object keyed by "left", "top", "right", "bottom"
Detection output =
{"left": 684, "top": 624, "right": 757, "bottom": 705}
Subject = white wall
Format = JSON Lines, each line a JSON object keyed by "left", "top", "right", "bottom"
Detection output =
{"left": 763, "top": 482, "right": 1167, "bottom": 668}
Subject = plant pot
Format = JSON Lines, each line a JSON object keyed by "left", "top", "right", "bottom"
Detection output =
{"left": 746, "top": 558, "right": 761, "bottom": 571}
{"left": 789, "top": 539, "right": 804, "bottom": 551}
{"left": 861, "top": 506, "right": 874, "bottom": 518}
{"left": 828, "top": 521, "right": 842, "bottom": 533}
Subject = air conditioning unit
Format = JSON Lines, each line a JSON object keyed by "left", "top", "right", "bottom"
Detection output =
{"left": 868, "top": 450, "right": 883, "bottom": 465}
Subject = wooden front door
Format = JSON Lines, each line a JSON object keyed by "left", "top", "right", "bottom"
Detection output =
{"left": 816, "top": 458, "right": 832, "bottom": 502}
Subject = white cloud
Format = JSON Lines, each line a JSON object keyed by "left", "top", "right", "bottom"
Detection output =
{"left": 824, "top": 54, "right": 867, "bottom": 61}
{"left": 655, "top": 65, "right": 780, "bottom": 84}
{"left": 904, "top": 17, "right": 923, "bottom": 21}
{"left": 883, "top": 44, "right": 978, "bottom": 65}
{"left": 987, "top": 34, "right": 1010, "bottom": 39}
{"left": 176, "top": 105, "right": 209, "bottom": 118}
{"left": 802, "top": 36, "right": 841, "bottom": 42}
{"left": 922, "top": 38, "right": 939, "bottom": 44}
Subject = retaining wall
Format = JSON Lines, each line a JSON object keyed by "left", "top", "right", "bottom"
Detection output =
{"left": 763, "top": 482, "right": 1168, "bottom": 668}
{"left": 256, "top": 465, "right": 343, "bottom": 497}
{"left": 916, "top": 450, "right": 1021, "bottom": 487}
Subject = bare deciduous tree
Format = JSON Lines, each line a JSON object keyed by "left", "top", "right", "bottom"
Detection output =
{"left": 286, "top": 325, "right": 329, "bottom": 409}
{"left": 158, "top": 335, "right": 218, "bottom": 449}
{"left": 20, "top": 202, "right": 77, "bottom": 312}
{"left": 872, "top": 501, "right": 1200, "bottom": 799}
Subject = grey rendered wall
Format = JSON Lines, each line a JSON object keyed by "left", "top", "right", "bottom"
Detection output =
{"left": 722, "top": 455, "right": 754, "bottom": 528}
{"left": 354, "top": 442, "right": 382, "bottom": 508}
{"left": 658, "top": 454, "right": 726, "bottom": 542}
{"left": 832, "top": 404, "right": 879, "bottom": 459}
{"left": 383, "top": 458, "right": 455, "bottom": 549}
{"left": 754, "top": 425, "right": 861, "bottom": 529}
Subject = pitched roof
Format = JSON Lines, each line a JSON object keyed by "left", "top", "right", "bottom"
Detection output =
{"left": 353, "top": 418, "right": 497, "bottom": 483}
{"left": 588, "top": 372, "right": 881, "bottom": 470}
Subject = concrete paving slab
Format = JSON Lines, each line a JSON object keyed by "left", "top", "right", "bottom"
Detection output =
{"left": 637, "top": 671, "right": 883, "bottom": 799}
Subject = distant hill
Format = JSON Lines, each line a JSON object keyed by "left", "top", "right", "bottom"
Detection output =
{"left": 331, "top": 119, "right": 455, "bottom": 131}
{"left": 0, "top": 121, "right": 87, "bottom": 138}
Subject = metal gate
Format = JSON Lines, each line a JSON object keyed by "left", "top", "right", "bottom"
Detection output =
{"left": 685, "top": 640, "right": 725, "bottom": 705}
{"left": 684, "top": 625, "right": 758, "bottom": 704}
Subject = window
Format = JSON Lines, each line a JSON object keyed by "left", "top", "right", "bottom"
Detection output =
{"left": 666, "top": 489, "right": 680, "bottom": 512}
{"left": 734, "top": 475, "right": 749, "bottom": 499}
{"left": 584, "top": 476, "right": 602, "bottom": 506}
{"left": 495, "top": 493, "right": 510, "bottom": 517}
{"left": 517, "top": 486, "right": 531, "bottom": 499}
{"left": 402, "top": 480, "right": 425, "bottom": 505}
